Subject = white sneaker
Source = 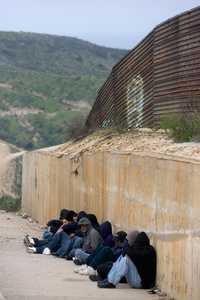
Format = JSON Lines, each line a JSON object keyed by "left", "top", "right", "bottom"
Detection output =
{"left": 42, "top": 247, "right": 51, "bottom": 255}
{"left": 74, "top": 264, "right": 87, "bottom": 273}
{"left": 27, "top": 246, "right": 36, "bottom": 253}
{"left": 79, "top": 266, "right": 96, "bottom": 276}
{"left": 28, "top": 236, "right": 35, "bottom": 245}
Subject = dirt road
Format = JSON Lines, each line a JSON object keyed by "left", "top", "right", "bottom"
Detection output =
{"left": 0, "top": 211, "right": 157, "bottom": 300}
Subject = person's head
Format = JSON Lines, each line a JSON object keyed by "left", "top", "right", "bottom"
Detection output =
{"left": 78, "top": 217, "right": 91, "bottom": 233}
{"left": 77, "top": 211, "right": 87, "bottom": 222}
{"left": 113, "top": 231, "right": 127, "bottom": 246}
{"left": 100, "top": 221, "right": 112, "bottom": 239}
{"left": 134, "top": 231, "right": 150, "bottom": 247}
{"left": 87, "top": 214, "right": 99, "bottom": 229}
{"left": 127, "top": 230, "right": 139, "bottom": 247}
{"left": 59, "top": 209, "right": 69, "bottom": 223}
{"left": 65, "top": 210, "right": 76, "bottom": 224}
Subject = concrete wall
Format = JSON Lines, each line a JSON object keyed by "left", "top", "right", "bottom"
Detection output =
{"left": 22, "top": 150, "right": 200, "bottom": 300}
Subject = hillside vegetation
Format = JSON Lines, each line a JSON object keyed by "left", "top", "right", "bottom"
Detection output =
{"left": 0, "top": 32, "right": 127, "bottom": 149}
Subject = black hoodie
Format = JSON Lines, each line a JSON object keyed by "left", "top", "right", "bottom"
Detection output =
{"left": 124, "top": 232, "right": 156, "bottom": 289}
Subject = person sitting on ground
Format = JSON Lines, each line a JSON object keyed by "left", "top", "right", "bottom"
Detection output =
{"left": 75, "top": 230, "right": 128, "bottom": 276}
{"left": 89, "top": 231, "right": 134, "bottom": 281}
{"left": 55, "top": 211, "right": 90, "bottom": 259}
{"left": 27, "top": 210, "right": 78, "bottom": 254}
{"left": 24, "top": 208, "right": 69, "bottom": 248}
{"left": 73, "top": 217, "right": 102, "bottom": 265}
{"left": 99, "top": 221, "right": 114, "bottom": 247}
{"left": 97, "top": 231, "right": 157, "bottom": 289}
{"left": 87, "top": 214, "right": 100, "bottom": 233}
{"left": 66, "top": 218, "right": 111, "bottom": 262}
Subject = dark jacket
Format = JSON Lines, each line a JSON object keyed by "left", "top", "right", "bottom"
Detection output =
{"left": 124, "top": 232, "right": 156, "bottom": 289}
{"left": 62, "top": 222, "right": 78, "bottom": 235}
{"left": 112, "top": 239, "right": 128, "bottom": 261}
{"left": 47, "top": 219, "right": 62, "bottom": 234}
{"left": 100, "top": 221, "right": 114, "bottom": 248}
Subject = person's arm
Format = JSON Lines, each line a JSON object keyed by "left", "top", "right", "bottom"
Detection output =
{"left": 90, "top": 230, "right": 102, "bottom": 250}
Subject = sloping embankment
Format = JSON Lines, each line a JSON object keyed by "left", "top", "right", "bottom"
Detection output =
{"left": 0, "top": 141, "right": 24, "bottom": 205}
{"left": 22, "top": 129, "right": 200, "bottom": 300}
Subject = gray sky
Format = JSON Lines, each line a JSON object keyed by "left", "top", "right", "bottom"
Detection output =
{"left": 0, "top": 0, "right": 200, "bottom": 49}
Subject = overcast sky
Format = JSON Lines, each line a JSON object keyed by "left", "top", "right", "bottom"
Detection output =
{"left": 0, "top": 0, "right": 199, "bottom": 49}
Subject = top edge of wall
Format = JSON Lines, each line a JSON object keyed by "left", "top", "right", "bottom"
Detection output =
{"left": 24, "top": 148, "right": 200, "bottom": 165}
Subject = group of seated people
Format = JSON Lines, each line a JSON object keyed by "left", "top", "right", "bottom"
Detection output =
{"left": 24, "top": 209, "right": 156, "bottom": 289}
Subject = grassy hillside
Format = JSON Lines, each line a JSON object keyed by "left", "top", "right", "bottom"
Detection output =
{"left": 0, "top": 32, "right": 127, "bottom": 149}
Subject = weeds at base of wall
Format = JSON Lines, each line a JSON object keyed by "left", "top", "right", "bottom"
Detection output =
{"left": 160, "top": 112, "right": 200, "bottom": 142}
{"left": 0, "top": 196, "right": 21, "bottom": 212}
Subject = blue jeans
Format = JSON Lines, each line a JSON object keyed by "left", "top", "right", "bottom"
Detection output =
{"left": 75, "top": 249, "right": 90, "bottom": 263}
{"left": 36, "top": 231, "right": 62, "bottom": 254}
{"left": 36, "top": 232, "right": 83, "bottom": 256}
{"left": 108, "top": 255, "right": 142, "bottom": 288}
{"left": 42, "top": 230, "right": 53, "bottom": 242}
{"left": 56, "top": 235, "right": 83, "bottom": 257}
{"left": 68, "top": 237, "right": 83, "bottom": 257}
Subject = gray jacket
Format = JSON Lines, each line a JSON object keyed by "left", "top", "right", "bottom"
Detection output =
{"left": 78, "top": 217, "right": 102, "bottom": 251}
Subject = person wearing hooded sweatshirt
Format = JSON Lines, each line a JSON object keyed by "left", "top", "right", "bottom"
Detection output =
{"left": 24, "top": 208, "right": 69, "bottom": 248}
{"left": 73, "top": 217, "right": 102, "bottom": 264}
{"left": 27, "top": 210, "right": 78, "bottom": 254}
{"left": 98, "top": 231, "right": 156, "bottom": 289}
{"left": 91, "top": 231, "right": 129, "bottom": 281}
{"left": 87, "top": 214, "right": 100, "bottom": 233}
{"left": 99, "top": 221, "right": 114, "bottom": 248}
{"left": 74, "top": 221, "right": 114, "bottom": 275}
{"left": 75, "top": 230, "right": 128, "bottom": 276}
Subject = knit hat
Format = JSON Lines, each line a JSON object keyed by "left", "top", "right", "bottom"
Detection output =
{"left": 66, "top": 210, "right": 76, "bottom": 222}
{"left": 59, "top": 209, "right": 69, "bottom": 220}
{"left": 113, "top": 231, "right": 127, "bottom": 243}
{"left": 78, "top": 217, "right": 91, "bottom": 226}
{"left": 77, "top": 211, "right": 88, "bottom": 222}
{"left": 127, "top": 230, "right": 139, "bottom": 246}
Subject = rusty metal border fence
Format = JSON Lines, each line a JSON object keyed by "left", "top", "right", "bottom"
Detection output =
{"left": 86, "top": 6, "right": 200, "bottom": 130}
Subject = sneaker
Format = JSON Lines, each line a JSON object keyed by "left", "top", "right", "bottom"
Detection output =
{"left": 24, "top": 235, "right": 29, "bottom": 246}
{"left": 42, "top": 247, "right": 51, "bottom": 255}
{"left": 51, "top": 252, "right": 59, "bottom": 257}
{"left": 24, "top": 235, "right": 33, "bottom": 247}
{"left": 89, "top": 274, "right": 101, "bottom": 282}
{"left": 98, "top": 279, "right": 115, "bottom": 289}
{"left": 74, "top": 264, "right": 87, "bottom": 273}
{"left": 73, "top": 258, "right": 82, "bottom": 265}
{"left": 27, "top": 246, "right": 36, "bottom": 253}
{"left": 79, "top": 266, "right": 96, "bottom": 276}
{"left": 27, "top": 236, "right": 35, "bottom": 245}
{"left": 65, "top": 255, "right": 73, "bottom": 260}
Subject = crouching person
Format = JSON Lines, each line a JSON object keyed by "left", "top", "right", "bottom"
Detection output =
{"left": 98, "top": 232, "right": 156, "bottom": 289}
{"left": 27, "top": 210, "right": 77, "bottom": 255}
{"left": 24, "top": 209, "right": 69, "bottom": 249}
{"left": 73, "top": 217, "right": 102, "bottom": 265}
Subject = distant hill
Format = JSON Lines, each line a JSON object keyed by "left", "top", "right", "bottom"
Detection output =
{"left": 0, "top": 32, "right": 127, "bottom": 149}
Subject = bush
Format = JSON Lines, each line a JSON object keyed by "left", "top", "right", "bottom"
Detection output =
{"left": 160, "top": 112, "right": 200, "bottom": 142}
{"left": 0, "top": 196, "right": 21, "bottom": 212}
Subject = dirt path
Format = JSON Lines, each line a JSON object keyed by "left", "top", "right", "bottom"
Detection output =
{"left": 0, "top": 211, "right": 157, "bottom": 300}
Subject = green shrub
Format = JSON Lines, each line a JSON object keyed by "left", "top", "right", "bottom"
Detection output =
{"left": 160, "top": 113, "right": 200, "bottom": 142}
{"left": 0, "top": 196, "right": 21, "bottom": 212}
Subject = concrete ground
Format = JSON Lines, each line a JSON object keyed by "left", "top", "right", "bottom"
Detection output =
{"left": 0, "top": 211, "right": 158, "bottom": 300}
